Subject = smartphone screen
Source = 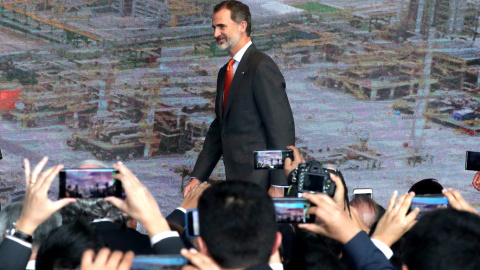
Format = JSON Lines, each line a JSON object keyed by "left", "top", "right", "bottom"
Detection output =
{"left": 465, "top": 151, "right": 480, "bottom": 171}
{"left": 253, "top": 150, "right": 293, "bottom": 169}
{"left": 410, "top": 196, "right": 449, "bottom": 220}
{"left": 273, "top": 198, "right": 315, "bottom": 223}
{"left": 59, "top": 169, "right": 122, "bottom": 199}
{"left": 131, "top": 255, "right": 188, "bottom": 270}
{"left": 186, "top": 209, "right": 200, "bottom": 238}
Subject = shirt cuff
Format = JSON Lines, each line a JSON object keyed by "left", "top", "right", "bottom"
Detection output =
{"left": 271, "top": 185, "right": 289, "bottom": 188}
{"left": 371, "top": 238, "right": 393, "bottom": 259}
{"left": 177, "top": 207, "right": 186, "bottom": 214}
{"left": 150, "top": 231, "right": 180, "bottom": 246}
{"left": 6, "top": 235, "right": 33, "bottom": 249}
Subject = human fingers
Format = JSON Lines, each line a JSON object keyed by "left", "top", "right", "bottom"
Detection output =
{"left": 303, "top": 193, "right": 337, "bottom": 208}
{"left": 93, "top": 248, "right": 111, "bottom": 266}
{"left": 113, "top": 162, "right": 140, "bottom": 188}
{"left": 386, "top": 190, "right": 398, "bottom": 212}
{"left": 51, "top": 198, "right": 77, "bottom": 213}
{"left": 448, "top": 189, "right": 470, "bottom": 208}
{"left": 397, "top": 192, "right": 415, "bottom": 216}
{"left": 105, "top": 197, "right": 128, "bottom": 213}
{"left": 298, "top": 223, "right": 328, "bottom": 236}
{"left": 30, "top": 157, "right": 49, "bottom": 184}
{"left": 81, "top": 249, "right": 95, "bottom": 268}
{"left": 405, "top": 207, "right": 420, "bottom": 225}
{"left": 118, "top": 251, "right": 134, "bottom": 270}
{"left": 24, "top": 159, "right": 31, "bottom": 186}
{"left": 106, "top": 250, "right": 125, "bottom": 269}
{"left": 328, "top": 172, "right": 345, "bottom": 209}
{"left": 181, "top": 248, "right": 221, "bottom": 270}
{"left": 38, "top": 165, "right": 64, "bottom": 194}
{"left": 392, "top": 193, "right": 409, "bottom": 212}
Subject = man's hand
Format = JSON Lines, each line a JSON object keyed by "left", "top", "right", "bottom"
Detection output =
{"left": 284, "top": 145, "right": 305, "bottom": 178}
{"left": 298, "top": 193, "right": 361, "bottom": 244}
{"left": 180, "top": 182, "right": 210, "bottom": 210}
{"left": 442, "top": 189, "right": 479, "bottom": 215}
{"left": 268, "top": 186, "right": 285, "bottom": 198}
{"left": 105, "top": 161, "right": 170, "bottom": 237}
{"left": 16, "top": 157, "right": 76, "bottom": 235}
{"left": 181, "top": 248, "right": 221, "bottom": 270}
{"left": 81, "top": 248, "right": 134, "bottom": 270}
{"left": 327, "top": 169, "right": 346, "bottom": 212}
{"left": 184, "top": 178, "right": 200, "bottom": 197}
{"left": 371, "top": 191, "right": 419, "bottom": 247}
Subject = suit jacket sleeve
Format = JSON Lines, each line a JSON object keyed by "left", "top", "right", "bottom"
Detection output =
{"left": 152, "top": 236, "right": 185, "bottom": 255}
{"left": 191, "top": 116, "right": 223, "bottom": 182}
{"left": 253, "top": 58, "right": 295, "bottom": 186}
{"left": 0, "top": 237, "right": 32, "bottom": 270}
{"left": 165, "top": 209, "right": 186, "bottom": 228}
{"left": 343, "top": 231, "right": 396, "bottom": 270}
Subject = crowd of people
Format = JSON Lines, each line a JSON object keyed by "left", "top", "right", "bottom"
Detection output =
{"left": 0, "top": 145, "right": 479, "bottom": 270}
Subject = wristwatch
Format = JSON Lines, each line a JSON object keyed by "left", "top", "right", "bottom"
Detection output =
{"left": 6, "top": 222, "right": 33, "bottom": 243}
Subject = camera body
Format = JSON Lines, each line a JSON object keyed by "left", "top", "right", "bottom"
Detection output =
{"left": 291, "top": 161, "right": 336, "bottom": 196}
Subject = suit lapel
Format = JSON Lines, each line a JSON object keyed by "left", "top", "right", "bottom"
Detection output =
{"left": 223, "top": 45, "right": 256, "bottom": 119}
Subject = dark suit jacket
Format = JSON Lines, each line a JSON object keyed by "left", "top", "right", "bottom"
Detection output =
{"left": 0, "top": 237, "right": 32, "bottom": 270}
{"left": 92, "top": 221, "right": 154, "bottom": 255}
{"left": 343, "top": 231, "right": 396, "bottom": 270}
{"left": 192, "top": 44, "right": 295, "bottom": 189}
{"left": 166, "top": 208, "right": 186, "bottom": 228}
{"left": 246, "top": 265, "right": 273, "bottom": 270}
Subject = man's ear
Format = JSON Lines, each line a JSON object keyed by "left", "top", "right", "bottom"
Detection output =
{"left": 402, "top": 264, "right": 409, "bottom": 270}
{"left": 271, "top": 232, "right": 282, "bottom": 256}
{"left": 197, "top": 236, "right": 209, "bottom": 255}
{"left": 238, "top": 20, "right": 247, "bottom": 34}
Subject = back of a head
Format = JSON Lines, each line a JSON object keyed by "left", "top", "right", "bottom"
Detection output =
{"left": 198, "top": 181, "right": 276, "bottom": 269}
{"left": 61, "top": 198, "right": 124, "bottom": 224}
{"left": 36, "top": 218, "right": 104, "bottom": 270}
{"left": 0, "top": 202, "right": 61, "bottom": 249}
{"left": 408, "top": 178, "right": 443, "bottom": 195}
{"left": 350, "top": 195, "right": 385, "bottom": 228}
{"left": 402, "top": 208, "right": 480, "bottom": 270}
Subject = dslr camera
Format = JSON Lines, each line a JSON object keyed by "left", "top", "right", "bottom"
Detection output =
{"left": 288, "top": 161, "right": 337, "bottom": 196}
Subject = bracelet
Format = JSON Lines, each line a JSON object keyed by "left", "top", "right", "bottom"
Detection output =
{"left": 13, "top": 230, "right": 33, "bottom": 243}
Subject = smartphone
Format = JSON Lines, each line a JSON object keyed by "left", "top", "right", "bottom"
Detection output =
{"left": 185, "top": 209, "right": 200, "bottom": 238}
{"left": 131, "top": 255, "right": 188, "bottom": 270}
{"left": 353, "top": 188, "right": 373, "bottom": 199}
{"left": 59, "top": 168, "right": 122, "bottom": 199}
{"left": 253, "top": 150, "right": 293, "bottom": 169}
{"left": 273, "top": 198, "right": 315, "bottom": 223}
{"left": 410, "top": 195, "right": 449, "bottom": 220}
{"left": 465, "top": 151, "right": 480, "bottom": 171}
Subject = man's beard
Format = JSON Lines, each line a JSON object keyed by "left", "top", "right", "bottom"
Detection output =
{"left": 216, "top": 33, "right": 240, "bottom": 51}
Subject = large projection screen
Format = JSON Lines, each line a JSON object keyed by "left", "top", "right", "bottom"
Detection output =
{"left": 1, "top": 0, "right": 479, "bottom": 213}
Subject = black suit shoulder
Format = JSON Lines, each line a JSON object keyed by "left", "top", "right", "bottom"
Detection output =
{"left": 0, "top": 237, "right": 32, "bottom": 270}
{"left": 92, "top": 221, "right": 154, "bottom": 255}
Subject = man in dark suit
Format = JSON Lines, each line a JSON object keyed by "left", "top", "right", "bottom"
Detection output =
{"left": 185, "top": 0, "right": 295, "bottom": 196}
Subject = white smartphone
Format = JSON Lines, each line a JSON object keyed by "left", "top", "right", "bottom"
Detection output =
{"left": 353, "top": 188, "right": 373, "bottom": 199}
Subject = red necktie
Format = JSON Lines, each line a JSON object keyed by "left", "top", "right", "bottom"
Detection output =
{"left": 223, "top": 58, "right": 235, "bottom": 110}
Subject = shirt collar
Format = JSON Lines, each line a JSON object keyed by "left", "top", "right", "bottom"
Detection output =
{"left": 232, "top": 40, "right": 252, "bottom": 63}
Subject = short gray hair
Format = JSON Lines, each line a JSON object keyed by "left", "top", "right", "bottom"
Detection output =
{"left": 0, "top": 201, "right": 62, "bottom": 249}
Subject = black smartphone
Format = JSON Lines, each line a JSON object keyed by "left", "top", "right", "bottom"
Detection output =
{"left": 59, "top": 168, "right": 122, "bottom": 199}
{"left": 185, "top": 209, "right": 200, "bottom": 238}
{"left": 273, "top": 198, "right": 315, "bottom": 223}
{"left": 410, "top": 195, "right": 449, "bottom": 220}
{"left": 253, "top": 150, "right": 293, "bottom": 169}
{"left": 465, "top": 151, "right": 480, "bottom": 171}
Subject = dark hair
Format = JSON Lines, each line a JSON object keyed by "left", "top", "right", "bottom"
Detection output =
{"left": 402, "top": 209, "right": 480, "bottom": 270}
{"left": 214, "top": 0, "right": 252, "bottom": 36}
{"left": 350, "top": 195, "right": 385, "bottom": 228}
{"left": 286, "top": 228, "right": 346, "bottom": 270}
{"left": 36, "top": 218, "right": 104, "bottom": 270}
{"left": 198, "top": 181, "right": 276, "bottom": 268}
{"left": 408, "top": 178, "right": 443, "bottom": 195}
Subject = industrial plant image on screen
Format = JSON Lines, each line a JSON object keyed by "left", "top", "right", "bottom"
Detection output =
{"left": 0, "top": 0, "right": 479, "bottom": 213}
